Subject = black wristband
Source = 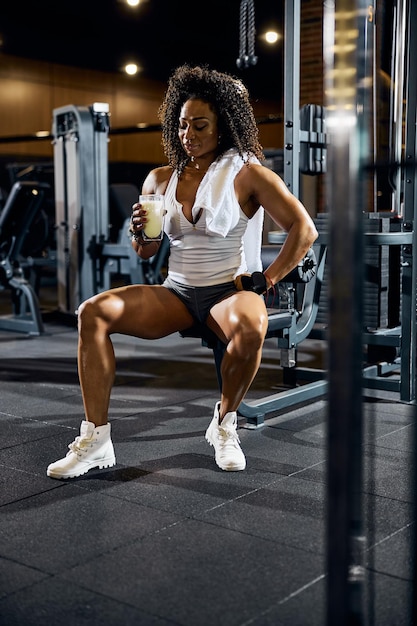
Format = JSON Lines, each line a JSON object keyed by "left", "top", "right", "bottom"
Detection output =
{"left": 240, "top": 271, "right": 267, "bottom": 295}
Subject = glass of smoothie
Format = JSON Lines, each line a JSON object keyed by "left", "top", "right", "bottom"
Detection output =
{"left": 139, "top": 194, "right": 165, "bottom": 242}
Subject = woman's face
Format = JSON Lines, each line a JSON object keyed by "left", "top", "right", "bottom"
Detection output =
{"left": 178, "top": 98, "right": 219, "bottom": 160}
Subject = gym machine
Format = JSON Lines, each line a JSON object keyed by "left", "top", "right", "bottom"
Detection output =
{"left": 269, "top": 0, "right": 417, "bottom": 407}
{"left": 52, "top": 102, "right": 110, "bottom": 315}
{"left": 0, "top": 181, "right": 50, "bottom": 334}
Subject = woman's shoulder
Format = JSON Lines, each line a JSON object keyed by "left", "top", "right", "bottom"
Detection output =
{"left": 235, "top": 159, "right": 270, "bottom": 184}
{"left": 235, "top": 159, "right": 285, "bottom": 207}
{"left": 142, "top": 165, "right": 174, "bottom": 193}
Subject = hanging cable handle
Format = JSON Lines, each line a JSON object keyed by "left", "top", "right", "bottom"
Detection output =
{"left": 236, "top": 0, "right": 258, "bottom": 69}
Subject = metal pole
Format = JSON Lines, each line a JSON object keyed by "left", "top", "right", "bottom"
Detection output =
{"left": 283, "top": 0, "right": 300, "bottom": 198}
{"left": 400, "top": 0, "right": 417, "bottom": 403}
{"left": 402, "top": 0, "right": 417, "bottom": 619}
{"left": 324, "top": 1, "right": 373, "bottom": 623}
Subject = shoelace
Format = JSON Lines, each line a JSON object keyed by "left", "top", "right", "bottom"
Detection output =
{"left": 68, "top": 434, "right": 93, "bottom": 454}
{"left": 218, "top": 425, "right": 241, "bottom": 447}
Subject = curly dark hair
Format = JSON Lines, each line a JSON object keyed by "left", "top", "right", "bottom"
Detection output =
{"left": 158, "top": 64, "right": 264, "bottom": 174}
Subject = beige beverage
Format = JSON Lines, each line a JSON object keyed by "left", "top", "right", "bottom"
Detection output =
{"left": 139, "top": 194, "right": 165, "bottom": 241}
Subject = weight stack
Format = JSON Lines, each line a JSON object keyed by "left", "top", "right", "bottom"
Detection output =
{"left": 314, "top": 212, "right": 397, "bottom": 331}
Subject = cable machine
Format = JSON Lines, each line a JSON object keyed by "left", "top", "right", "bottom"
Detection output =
{"left": 52, "top": 102, "right": 110, "bottom": 315}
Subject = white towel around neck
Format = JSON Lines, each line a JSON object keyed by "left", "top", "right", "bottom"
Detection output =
{"left": 192, "top": 148, "right": 264, "bottom": 273}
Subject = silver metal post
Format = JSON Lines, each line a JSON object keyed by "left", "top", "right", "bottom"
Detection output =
{"left": 283, "top": 0, "right": 300, "bottom": 198}
{"left": 324, "top": 1, "right": 374, "bottom": 623}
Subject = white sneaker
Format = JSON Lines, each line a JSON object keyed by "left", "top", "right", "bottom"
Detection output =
{"left": 205, "top": 402, "right": 246, "bottom": 471}
{"left": 47, "top": 420, "right": 116, "bottom": 479}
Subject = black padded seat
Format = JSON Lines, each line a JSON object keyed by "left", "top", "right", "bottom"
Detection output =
{"left": 265, "top": 308, "right": 294, "bottom": 332}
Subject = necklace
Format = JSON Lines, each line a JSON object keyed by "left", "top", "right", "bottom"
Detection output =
{"left": 190, "top": 157, "right": 210, "bottom": 174}
{"left": 190, "top": 156, "right": 200, "bottom": 170}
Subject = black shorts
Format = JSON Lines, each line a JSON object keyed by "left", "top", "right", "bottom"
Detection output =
{"left": 162, "top": 276, "right": 237, "bottom": 323}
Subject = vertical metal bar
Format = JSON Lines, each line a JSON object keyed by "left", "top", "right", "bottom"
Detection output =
{"left": 324, "top": 1, "right": 373, "bottom": 623}
{"left": 52, "top": 132, "right": 68, "bottom": 313}
{"left": 391, "top": 0, "right": 407, "bottom": 217}
{"left": 283, "top": 0, "right": 300, "bottom": 198}
{"left": 66, "top": 137, "right": 80, "bottom": 313}
{"left": 402, "top": 0, "right": 417, "bottom": 620}
{"left": 400, "top": 0, "right": 417, "bottom": 403}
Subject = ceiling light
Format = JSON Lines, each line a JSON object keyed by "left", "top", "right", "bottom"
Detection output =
{"left": 264, "top": 31, "right": 280, "bottom": 44}
{"left": 124, "top": 63, "right": 139, "bottom": 76}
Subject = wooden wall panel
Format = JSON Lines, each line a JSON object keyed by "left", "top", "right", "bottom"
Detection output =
{"left": 0, "top": 53, "right": 282, "bottom": 164}
{"left": 108, "top": 132, "right": 165, "bottom": 164}
{"left": 1, "top": 78, "right": 51, "bottom": 133}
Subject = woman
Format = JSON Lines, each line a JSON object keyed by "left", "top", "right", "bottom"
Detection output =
{"left": 47, "top": 64, "right": 317, "bottom": 479}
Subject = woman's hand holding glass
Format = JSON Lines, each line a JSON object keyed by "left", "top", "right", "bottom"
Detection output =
{"left": 129, "top": 203, "right": 146, "bottom": 243}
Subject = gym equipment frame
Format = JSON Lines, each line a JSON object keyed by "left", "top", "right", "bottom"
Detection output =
{"left": 52, "top": 102, "right": 110, "bottom": 315}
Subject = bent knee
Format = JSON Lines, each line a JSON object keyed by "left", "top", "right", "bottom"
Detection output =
{"left": 77, "top": 296, "right": 109, "bottom": 333}
{"left": 243, "top": 322, "right": 267, "bottom": 348}
{"left": 232, "top": 312, "right": 268, "bottom": 352}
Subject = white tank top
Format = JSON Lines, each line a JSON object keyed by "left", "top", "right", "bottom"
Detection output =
{"left": 164, "top": 168, "right": 249, "bottom": 287}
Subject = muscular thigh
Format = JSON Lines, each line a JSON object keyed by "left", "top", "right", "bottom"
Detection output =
{"left": 85, "top": 284, "right": 195, "bottom": 339}
{"left": 206, "top": 290, "right": 268, "bottom": 343}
